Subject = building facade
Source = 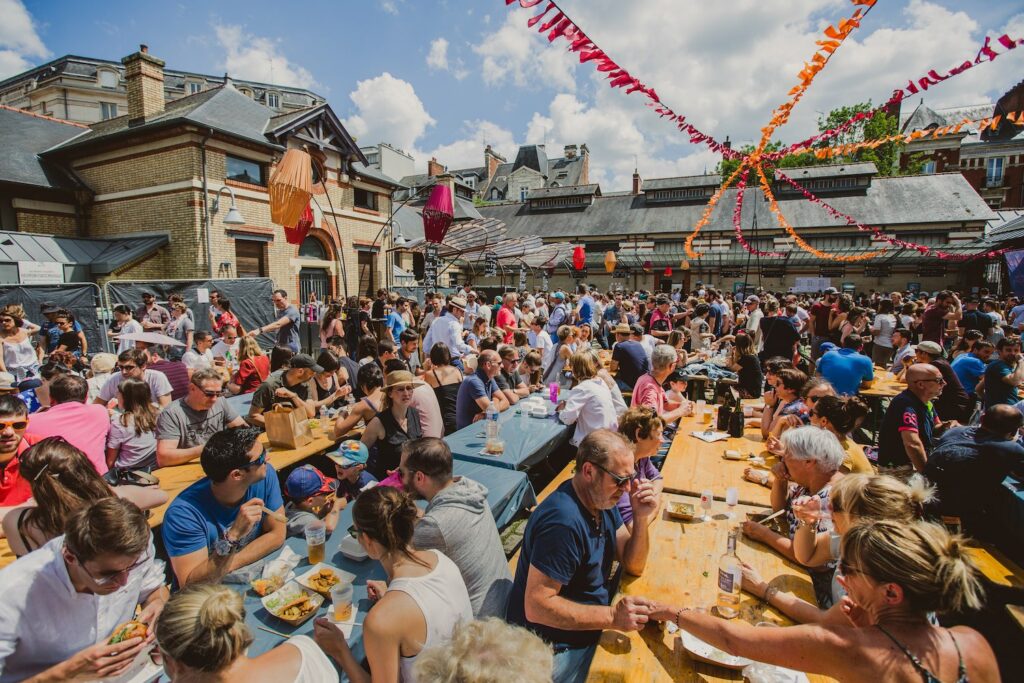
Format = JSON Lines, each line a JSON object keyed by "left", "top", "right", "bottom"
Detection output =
{"left": 1, "top": 46, "right": 400, "bottom": 301}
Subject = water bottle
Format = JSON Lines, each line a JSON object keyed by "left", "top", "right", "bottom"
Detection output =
{"left": 319, "top": 404, "right": 329, "bottom": 428}
{"left": 485, "top": 401, "right": 499, "bottom": 441}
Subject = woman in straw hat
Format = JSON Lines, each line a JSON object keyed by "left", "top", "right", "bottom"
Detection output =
{"left": 361, "top": 370, "right": 424, "bottom": 479}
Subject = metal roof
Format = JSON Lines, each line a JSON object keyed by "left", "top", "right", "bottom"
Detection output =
{"left": 0, "top": 230, "right": 169, "bottom": 274}
{"left": 0, "top": 106, "right": 86, "bottom": 191}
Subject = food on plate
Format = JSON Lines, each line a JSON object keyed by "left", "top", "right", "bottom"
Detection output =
{"left": 308, "top": 568, "right": 340, "bottom": 592}
{"left": 667, "top": 501, "right": 696, "bottom": 520}
{"left": 108, "top": 620, "right": 147, "bottom": 644}
{"left": 251, "top": 576, "right": 285, "bottom": 596}
{"left": 484, "top": 442, "right": 505, "bottom": 455}
{"left": 307, "top": 418, "right": 321, "bottom": 430}
{"left": 276, "top": 593, "right": 317, "bottom": 620}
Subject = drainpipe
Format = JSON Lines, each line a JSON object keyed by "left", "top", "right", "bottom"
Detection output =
{"left": 63, "top": 88, "right": 69, "bottom": 120}
{"left": 200, "top": 129, "right": 214, "bottom": 278}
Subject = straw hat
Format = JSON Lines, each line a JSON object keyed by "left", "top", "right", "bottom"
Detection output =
{"left": 382, "top": 370, "right": 425, "bottom": 390}
{"left": 448, "top": 296, "right": 468, "bottom": 310}
{"left": 613, "top": 323, "right": 631, "bottom": 335}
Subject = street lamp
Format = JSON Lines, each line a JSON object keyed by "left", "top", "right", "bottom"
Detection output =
{"left": 204, "top": 185, "right": 247, "bottom": 278}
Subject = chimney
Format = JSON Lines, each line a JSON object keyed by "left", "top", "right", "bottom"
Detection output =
{"left": 563, "top": 144, "right": 578, "bottom": 159}
{"left": 484, "top": 145, "right": 505, "bottom": 180}
{"left": 632, "top": 169, "right": 642, "bottom": 195}
{"left": 427, "top": 157, "right": 445, "bottom": 177}
{"left": 121, "top": 44, "right": 165, "bottom": 123}
{"left": 578, "top": 143, "right": 590, "bottom": 185}
{"left": 723, "top": 135, "right": 732, "bottom": 150}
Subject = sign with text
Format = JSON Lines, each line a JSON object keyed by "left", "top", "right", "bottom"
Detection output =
{"left": 612, "top": 267, "right": 629, "bottom": 279}
{"left": 424, "top": 245, "right": 439, "bottom": 289}
{"left": 484, "top": 253, "right": 498, "bottom": 277}
{"left": 518, "top": 265, "right": 527, "bottom": 290}
{"left": 18, "top": 261, "right": 64, "bottom": 285}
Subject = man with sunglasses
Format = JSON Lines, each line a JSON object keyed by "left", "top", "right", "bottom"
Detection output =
{"left": 0, "top": 497, "right": 168, "bottom": 683}
{"left": 982, "top": 336, "right": 1024, "bottom": 409}
{"left": 0, "top": 396, "right": 39, "bottom": 526}
{"left": 156, "top": 368, "right": 246, "bottom": 467}
{"left": 94, "top": 348, "right": 172, "bottom": 408}
{"left": 507, "top": 430, "right": 658, "bottom": 683}
{"left": 162, "top": 427, "right": 285, "bottom": 587}
{"left": 877, "top": 363, "right": 950, "bottom": 475}
{"left": 210, "top": 324, "right": 240, "bottom": 363}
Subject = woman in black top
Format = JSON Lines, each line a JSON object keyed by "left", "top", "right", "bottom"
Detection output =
{"left": 308, "top": 350, "right": 351, "bottom": 411}
{"left": 422, "top": 342, "right": 462, "bottom": 435}
{"left": 730, "top": 333, "right": 763, "bottom": 398}
{"left": 361, "top": 370, "right": 423, "bottom": 479}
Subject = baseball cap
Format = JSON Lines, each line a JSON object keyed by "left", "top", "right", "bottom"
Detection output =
{"left": 819, "top": 341, "right": 837, "bottom": 355}
{"left": 744, "top": 295, "right": 760, "bottom": 305}
{"left": 916, "top": 341, "right": 943, "bottom": 357}
{"left": 823, "top": 287, "right": 838, "bottom": 295}
{"left": 552, "top": 292, "right": 565, "bottom": 301}
{"left": 284, "top": 464, "right": 338, "bottom": 499}
{"left": 40, "top": 302, "right": 61, "bottom": 315}
{"left": 664, "top": 368, "right": 689, "bottom": 385}
{"left": 288, "top": 354, "right": 324, "bottom": 372}
{"left": 327, "top": 439, "right": 370, "bottom": 468}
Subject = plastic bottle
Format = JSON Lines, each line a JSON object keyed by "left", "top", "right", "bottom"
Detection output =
{"left": 485, "top": 401, "right": 498, "bottom": 442}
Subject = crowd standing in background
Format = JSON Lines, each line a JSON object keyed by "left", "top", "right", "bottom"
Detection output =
{"left": 0, "top": 280, "right": 1020, "bottom": 682}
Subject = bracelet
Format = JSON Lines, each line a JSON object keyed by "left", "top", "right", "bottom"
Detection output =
{"left": 763, "top": 585, "right": 778, "bottom": 605}
{"left": 674, "top": 607, "right": 689, "bottom": 627}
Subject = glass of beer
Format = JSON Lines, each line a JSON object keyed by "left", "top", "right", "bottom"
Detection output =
{"left": 330, "top": 581, "right": 354, "bottom": 622}
{"left": 703, "top": 406, "right": 714, "bottom": 425}
{"left": 305, "top": 521, "right": 326, "bottom": 565}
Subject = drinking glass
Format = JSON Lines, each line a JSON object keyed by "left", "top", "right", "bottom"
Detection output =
{"left": 700, "top": 489, "right": 713, "bottom": 521}
{"left": 330, "top": 581, "right": 354, "bottom": 622}
{"left": 305, "top": 521, "right": 326, "bottom": 565}
{"left": 726, "top": 487, "right": 739, "bottom": 519}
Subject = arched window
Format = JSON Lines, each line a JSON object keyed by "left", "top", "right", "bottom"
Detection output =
{"left": 298, "top": 236, "right": 328, "bottom": 260}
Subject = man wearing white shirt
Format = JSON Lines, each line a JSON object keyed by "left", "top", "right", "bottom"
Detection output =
{"left": 182, "top": 331, "right": 215, "bottom": 374}
{"left": 423, "top": 296, "right": 474, "bottom": 371}
{"left": 0, "top": 498, "right": 168, "bottom": 683}
{"left": 743, "top": 295, "right": 765, "bottom": 351}
{"left": 210, "top": 325, "right": 240, "bottom": 361}
{"left": 463, "top": 292, "right": 480, "bottom": 331}
{"left": 527, "top": 315, "right": 554, "bottom": 368}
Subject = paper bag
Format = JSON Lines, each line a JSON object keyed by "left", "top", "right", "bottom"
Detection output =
{"left": 265, "top": 404, "right": 313, "bottom": 449}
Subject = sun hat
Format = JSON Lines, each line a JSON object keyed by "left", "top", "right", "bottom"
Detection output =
{"left": 90, "top": 352, "right": 117, "bottom": 375}
{"left": 284, "top": 464, "right": 338, "bottom": 499}
{"left": 744, "top": 295, "right": 761, "bottom": 305}
{"left": 0, "top": 372, "right": 17, "bottom": 391}
{"left": 448, "top": 296, "right": 468, "bottom": 310}
{"left": 916, "top": 341, "right": 943, "bottom": 357}
{"left": 382, "top": 370, "right": 425, "bottom": 390}
{"left": 327, "top": 440, "right": 370, "bottom": 468}
{"left": 613, "top": 323, "right": 631, "bottom": 335}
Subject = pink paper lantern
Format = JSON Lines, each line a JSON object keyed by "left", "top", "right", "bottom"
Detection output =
{"left": 422, "top": 185, "right": 454, "bottom": 243}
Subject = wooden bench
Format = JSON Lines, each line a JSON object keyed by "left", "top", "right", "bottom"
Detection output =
{"left": 965, "top": 543, "right": 1024, "bottom": 589}
{"left": 1007, "top": 604, "right": 1024, "bottom": 634}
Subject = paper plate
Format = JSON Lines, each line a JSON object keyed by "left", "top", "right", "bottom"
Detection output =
{"left": 680, "top": 630, "right": 753, "bottom": 670}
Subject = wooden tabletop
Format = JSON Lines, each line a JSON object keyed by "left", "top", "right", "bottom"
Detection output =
{"left": 859, "top": 367, "right": 906, "bottom": 399}
{"left": 658, "top": 415, "right": 774, "bottom": 507}
{"left": 587, "top": 493, "right": 831, "bottom": 682}
{"left": 964, "top": 543, "right": 1024, "bottom": 589}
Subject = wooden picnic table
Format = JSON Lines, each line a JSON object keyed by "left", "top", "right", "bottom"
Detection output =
{"left": 859, "top": 366, "right": 906, "bottom": 399}
{"left": 659, "top": 414, "right": 774, "bottom": 507}
{"left": 587, "top": 493, "right": 831, "bottom": 682}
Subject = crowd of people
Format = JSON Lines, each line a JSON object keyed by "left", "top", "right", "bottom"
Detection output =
{"left": 0, "top": 281, "right": 1020, "bottom": 682}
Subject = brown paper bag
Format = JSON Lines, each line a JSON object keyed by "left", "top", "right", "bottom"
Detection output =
{"left": 264, "top": 404, "right": 313, "bottom": 450}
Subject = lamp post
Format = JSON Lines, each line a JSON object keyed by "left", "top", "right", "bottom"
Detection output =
{"left": 207, "top": 186, "right": 246, "bottom": 279}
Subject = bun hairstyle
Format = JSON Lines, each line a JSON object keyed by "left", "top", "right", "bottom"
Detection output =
{"left": 156, "top": 584, "right": 253, "bottom": 673}
{"left": 813, "top": 395, "right": 869, "bottom": 435}
{"left": 841, "top": 519, "right": 984, "bottom": 615}
{"left": 830, "top": 473, "right": 933, "bottom": 522}
{"left": 352, "top": 486, "right": 426, "bottom": 566}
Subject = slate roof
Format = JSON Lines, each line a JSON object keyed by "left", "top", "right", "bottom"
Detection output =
{"left": 643, "top": 175, "right": 722, "bottom": 191}
{"left": 514, "top": 145, "right": 548, "bottom": 175}
{"left": 526, "top": 184, "right": 601, "bottom": 199}
{"left": 478, "top": 172, "right": 994, "bottom": 240}
{"left": 900, "top": 101, "right": 994, "bottom": 133}
{"left": 480, "top": 146, "right": 587, "bottom": 199}
{"left": 0, "top": 230, "right": 169, "bottom": 274}
{"left": 774, "top": 162, "right": 877, "bottom": 180}
{"left": 0, "top": 106, "right": 87, "bottom": 191}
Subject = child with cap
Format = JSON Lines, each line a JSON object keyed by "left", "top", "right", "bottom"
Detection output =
{"left": 326, "top": 440, "right": 378, "bottom": 502}
{"left": 283, "top": 464, "right": 343, "bottom": 538}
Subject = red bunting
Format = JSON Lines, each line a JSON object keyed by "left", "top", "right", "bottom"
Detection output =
{"left": 732, "top": 170, "right": 786, "bottom": 258}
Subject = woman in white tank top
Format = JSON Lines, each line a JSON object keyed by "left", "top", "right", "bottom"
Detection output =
{"left": 313, "top": 486, "right": 472, "bottom": 682}
{"left": 0, "top": 308, "right": 40, "bottom": 384}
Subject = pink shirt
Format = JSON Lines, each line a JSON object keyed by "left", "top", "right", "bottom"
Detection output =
{"left": 630, "top": 373, "right": 665, "bottom": 415}
{"left": 411, "top": 384, "right": 444, "bottom": 439}
{"left": 26, "top": 401, "right": 111, "bottom": 475}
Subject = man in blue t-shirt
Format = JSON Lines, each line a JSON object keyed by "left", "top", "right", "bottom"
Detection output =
{"left": 161, "top": 426, "right": 286, "bottom": 587}
{"left": 507, "top": 430, "right": 658, "bottom": 683}
{"left": 454, "top": 349, "right": 510, "bottom": 430}
{"left": 951, "top": 340, "right": 993, "bottom": 402}
{"left": 385, "top": 297, "right": 409, "bottom": 344}
{"left": 575, "top": 285, "right": 595, "bottom": 326}
{"left": 815, "top": 334, "right": 875, "bottom": 396}
{"left": 983, "top": 336, "right": 1024, "bottom": 409}
{"left": 610, "top": 324, "right": 650, "bottom": 392}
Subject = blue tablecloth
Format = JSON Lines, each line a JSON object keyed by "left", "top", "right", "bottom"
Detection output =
{"left": 244, "top": 460, "right": 534, "bottom": 666}
{"left": 997, "top": 475, "right": 1024, "bottom": 565}
{"left": 225, "top": 392, "right": 253, "bottom": 415}
{"left": 445, "top": 393, "right": 573, "bottom": 470}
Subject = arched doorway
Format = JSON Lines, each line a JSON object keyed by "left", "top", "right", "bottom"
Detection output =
{"left": 298, "top": 235, "right": 331, "bottom": 303}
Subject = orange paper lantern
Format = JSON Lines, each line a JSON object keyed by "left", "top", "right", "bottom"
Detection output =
{"left": 680, "top": 259, "right": 690, "bottom": 270}
{"left": 268, "top": 149, "right": 313, "bottom": 227}
{"left": 604, "top": 250, "right": 617, "bottom": 273}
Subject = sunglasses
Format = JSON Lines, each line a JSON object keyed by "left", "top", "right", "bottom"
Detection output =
{"left": 76, "top": 550, "right": 150, "bottom": 586}
{"left": 242, "top": 448, "right": 267, "bottom": 470}
{"left": 348, "top": 524, "right": 361, "bottom": 538}
{"left": 0, "top": 420, "right": 28, "bottom": 431}
{"left": 592, "top": 461, "right": 633, "bottom": 487}
{"left": 191, "top": 383, "right": 221, "bottom": 398}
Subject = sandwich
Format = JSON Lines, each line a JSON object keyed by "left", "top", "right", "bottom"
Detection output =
{"left": 108, "top": 620, "right": 147, "bottom": 644}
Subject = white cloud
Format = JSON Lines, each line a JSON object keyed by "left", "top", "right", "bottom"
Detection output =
{"left": 344, "top": 72, "right": 436, "bottom": 152}
{"left": 213, "top": 24, "right": 320, "bottom": 90}
{"left": 380, "top": 1, "right": 399, "bottom": 16}
{"left": 0, "top": 0, "right": 49, "bottom": 79}
{"left": 427, "top": 38, "right": 449, "bottom": 71}
{"left": 473, "top": 11, "right": 578, "bottom": 91}
{"left": 427, "top": 120, "right": 518, "bottom": 171}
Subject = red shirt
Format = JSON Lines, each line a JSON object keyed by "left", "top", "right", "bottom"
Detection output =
{"left": 235, "top": 355, "right": 271, "bottom": 394}
{"left": 496, "top": 307, "right": 517, "bottom": 344}
{"left": 0, "top": 434, "right": 42, "bottom": 507}
{"left": 809, "top": 302, "right": 833, "bottom": 337}
{"left": 921, "top": 305, "right": 947, "bottom": 343}
{"left": 630, "top": 373, "right": 666, "bottom": 414}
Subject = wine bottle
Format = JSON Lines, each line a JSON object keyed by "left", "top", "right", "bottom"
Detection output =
{"left": 716, "top": 526, "right": 742, "bottom": 618}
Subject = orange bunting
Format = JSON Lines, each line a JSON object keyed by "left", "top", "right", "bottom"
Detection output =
{"left": 683, "top": 164, "right": 747, "bottom": 259}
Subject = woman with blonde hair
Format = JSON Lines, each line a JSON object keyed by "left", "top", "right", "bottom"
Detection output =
{"left": 651, "top": 519, "right": 998, "bottom": 682}
{"left": 413, "top": 617, "right": 553, "bottom": 683}
{"left": 157, "top": 583, "right": 336, "bottom": 682}
{"left": 557, "top": 351, "right": 618, "bottom": 446}
{"left": 313, "top": 486, "right": 472, "bottom": 682}
{"left": 742, "top": 473, "right": 932, "bottom": 625}
{"left": 228, "top": 336, "right": 270, "bottom": 395}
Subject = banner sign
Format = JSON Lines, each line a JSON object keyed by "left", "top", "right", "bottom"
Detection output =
{"left": 1006, "top": 250, "right": 1024, "bottom": 297}
{"left": 424, "top": 244, "right": 439, "bottom": 289}
{"left": 484, "top": 253, "right": 498, "bottom": 277}
{"left": 18, "top": 261, "right": 64, "bottom": 285}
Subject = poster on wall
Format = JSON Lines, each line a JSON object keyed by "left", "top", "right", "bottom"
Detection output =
{"left": 1005, "top": 250, "right": 1024, "bottom": 298}
{"left": 793, "top": 277, "right": 831, "bottom": 293}
{"left": 484, "top": 253, "right": 498, "bottom": 278}
{"left": 18, "top": 261, "right": 64, "bottom": 285}
{"left": 518, "top": 265, "right": 527, "bottom": 290}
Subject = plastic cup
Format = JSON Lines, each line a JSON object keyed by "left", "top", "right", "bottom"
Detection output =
{"left": 305, "top": 521, "right": 326, "bottom": 565}
{"left": 726, "top": 487, "right": 739, "bottom": 518}
{"left": 330, "top": 581, "right": 354, "bottom": 622}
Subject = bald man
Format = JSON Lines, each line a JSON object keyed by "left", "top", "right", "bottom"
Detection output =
{"left": 877, "top": 363, "right": 957, "bottom": 475}
{"left": 454, "top": 348, "right": 510, "bottom": 430}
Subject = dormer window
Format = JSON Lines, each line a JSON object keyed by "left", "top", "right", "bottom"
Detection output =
{"left": 97, "top": 69, "right": 118, "bottom": 89}
{"left": 188, "top": 81, "right": 203, "bottom": 95}
{"left": 267, "top": 92, "right": 280, "bottom": 108}
{"left": 239, "top": 88, "right": 252, "bottom": 97}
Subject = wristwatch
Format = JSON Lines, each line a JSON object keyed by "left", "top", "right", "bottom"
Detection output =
{"left": 213, "top": 535, "right": 243, "bottom": 557}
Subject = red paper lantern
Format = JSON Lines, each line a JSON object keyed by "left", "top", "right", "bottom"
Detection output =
{"left": 663, "top": 266, "right": 673, "bottom": 277}
{"left": 283, "top": 202, "right": 314, "bottom": 245}
{"left": 642, "top": 259, "right": 652, "bottom": 273}
{"left": 572, "top": 245, "right": 586, "bottom": 270}
{"left": 422, "top": 185, "right": 454, "bottom": 243}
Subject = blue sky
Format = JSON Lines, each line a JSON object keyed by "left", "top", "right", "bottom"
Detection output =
{"left": 4, "top": 0, "right": 1023, "bottom": 189}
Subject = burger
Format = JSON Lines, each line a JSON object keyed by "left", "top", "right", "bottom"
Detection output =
{"left": 108, "top": 620, "right": 147, "bottom": 644}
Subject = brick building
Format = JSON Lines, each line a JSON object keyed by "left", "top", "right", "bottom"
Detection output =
{"left": 0, "top": 46, "right": 401, "bottom": 300}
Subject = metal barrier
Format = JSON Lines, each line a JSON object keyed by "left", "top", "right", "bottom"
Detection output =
{"left": 0, "top": 282, "right": 109, "bottom": 354}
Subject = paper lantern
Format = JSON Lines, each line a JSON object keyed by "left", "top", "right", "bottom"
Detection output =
{"left": 680, "top": 259, "right": 690, "bottom": 270}
{"left": 283, "top": 203, "right": 314, "bottom": 245}
{"left": 572, "top": 245, "right": 586, "bottom": 270}
{"left": 663, "top": 266, "right": 673, "bottom": 277}
{"left": 642, "top": 259, "right": 652, "bottom": 273}
{"left": 268, "top": 149, "right": 313, "bottom": 227}
{"left": 422, "top": 185, "right": 454, "bottom": 243}
{"left": 604, "top": 250, "right": 616, "bottom": 273}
